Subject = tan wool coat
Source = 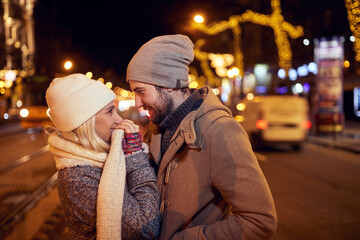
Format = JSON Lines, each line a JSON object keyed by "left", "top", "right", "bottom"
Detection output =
{"left": 146, "top": 87, "right": 277, "bottom": 240}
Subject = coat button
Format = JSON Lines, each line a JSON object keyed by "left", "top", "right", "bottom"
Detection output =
{"left": 171, "top": 161, "right": 178, "bottom": 169}
{"left": 159, "top": 200, "right": 165, "bottom": 219}
{"left": 164, "top": 164, "right": 171, "bottom": 184}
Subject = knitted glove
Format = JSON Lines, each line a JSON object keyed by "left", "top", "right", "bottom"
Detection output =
{"left": 122, "top": 132, "right": 142, "bottom": 155}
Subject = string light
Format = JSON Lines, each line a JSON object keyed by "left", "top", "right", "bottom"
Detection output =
{"left": 345, "top": 0, "right": 360, "bottom": 62}
{"left": 194, "top": 39, "right": 219, "bottom": 87}
{"left": 105, "top": 82, "right": 113, "bottom": 89}
{"left": 191, "top": 0, "right": 303, "bottom": 76}
{"left": 85, "top": 72, "right": 93, "bottom": 79}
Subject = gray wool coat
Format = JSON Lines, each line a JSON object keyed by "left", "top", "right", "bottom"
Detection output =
{"left": 145, "top": 87, "right": 277, "bottom": 240}
{"left": 57, "top": 150, "right": 160, "bottom": 240}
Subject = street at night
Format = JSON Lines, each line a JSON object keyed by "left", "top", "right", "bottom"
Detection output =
{"left": 1, "top": 0, "right": 360, "bottom": 239}
{"left": 258, "top": 143, "right": 360, "bottom": 240}
{"left": 0, "top": 123, "right": 359, "bottom": 239}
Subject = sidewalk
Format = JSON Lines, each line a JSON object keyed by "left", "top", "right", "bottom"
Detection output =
{"left": 307, "top": 119, "right": 360, "bottom": 153}
{"left": 0, "top": 122, "right": 24, "bottom": 138}
{"left": 0, "top": 122, "right": 43, "bottom": 138}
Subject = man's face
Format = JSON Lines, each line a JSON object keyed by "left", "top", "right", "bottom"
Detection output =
{"left": 129, "top": 81, "right": 173, "bottom": 124}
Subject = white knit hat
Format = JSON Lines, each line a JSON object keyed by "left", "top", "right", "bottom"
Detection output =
{"left": 46, "top": 73, "right": 115, "bottom": 132}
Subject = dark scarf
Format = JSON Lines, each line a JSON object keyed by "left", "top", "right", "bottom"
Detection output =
{"left": 159, "top": 88, "right": 208, "bottom": 158}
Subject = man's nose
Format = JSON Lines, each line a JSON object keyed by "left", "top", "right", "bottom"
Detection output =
{"left": 135, "top": 95, "right": 143, "bottom": 108}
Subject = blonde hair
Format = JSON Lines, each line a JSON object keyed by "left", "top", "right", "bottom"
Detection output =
{"left": 45, "top": 115, "right": 110, "bottom": 153}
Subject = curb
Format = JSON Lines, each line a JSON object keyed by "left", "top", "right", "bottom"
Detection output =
{"left": 0, "top": 123, "right": 24, "bottom": 138}
{"left": 307, "top": 136, "right": 360, "bottom": 153}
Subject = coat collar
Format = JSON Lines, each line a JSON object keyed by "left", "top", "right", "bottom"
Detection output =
{"left": 148, "top": 110, "right": 198, "bottom": 167}
{"left": 148, "top": 86, "right": 232, "bottom": 173}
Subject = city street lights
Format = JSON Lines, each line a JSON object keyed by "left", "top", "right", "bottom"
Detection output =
{"left": 227, "top": 67, "right": 240, "bottom": 78}
{"left": 226, "top": 67, "right": 244, "bottom": 103}
{"left": 85, "top": 72, "right": 93, "bottom": 79}
{"left": 190, "top": 0, "right": 304, "bottom": 78}
{"left": 194, "top": 15, "right": 204, "bottom": 23}
{"left": 64, "top": 61, "right": 72, "bottom": 70}
{"left": 4, "top": 70, "right": 16, "bottom": 81}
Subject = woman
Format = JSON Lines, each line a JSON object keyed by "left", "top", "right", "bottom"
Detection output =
{"left": 45, "top": 73, "right": 160, "bottom": 240}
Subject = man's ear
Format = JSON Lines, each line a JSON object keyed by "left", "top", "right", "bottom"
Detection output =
{"left": 164, "top": 88, "right": 173, "bottom": 93}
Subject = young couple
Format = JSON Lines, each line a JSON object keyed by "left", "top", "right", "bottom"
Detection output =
{"left": 46, "top": 34, "right": 277, "bottom": 240}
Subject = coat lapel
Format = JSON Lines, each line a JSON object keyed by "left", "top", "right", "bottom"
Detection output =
{"left": 156, "top": 111, "right": 201, "bottom": 176}
{"left": 157, "top": 129, "right": 184, "bottom": 176}
{"left": 149, "top": 133, "right": 162, "bottom": 165}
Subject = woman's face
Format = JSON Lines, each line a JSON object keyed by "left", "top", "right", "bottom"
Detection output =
{"left": 95, "top": 101, "right": 122, "bottom": 143}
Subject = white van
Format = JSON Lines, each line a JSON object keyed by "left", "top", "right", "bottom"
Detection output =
{"left": 240, "top": 95, "right": 312, "bottom": 150}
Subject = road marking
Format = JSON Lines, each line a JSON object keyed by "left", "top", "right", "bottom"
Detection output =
{"left": 255, "top": 152, "right": 268, "bottom": 162}
{"left": 0, "top": 145, "right": 49, "bottom": 175}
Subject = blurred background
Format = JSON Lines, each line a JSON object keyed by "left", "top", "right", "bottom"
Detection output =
{"left": 0, "top": 0, "right": 360, "bottom": 239}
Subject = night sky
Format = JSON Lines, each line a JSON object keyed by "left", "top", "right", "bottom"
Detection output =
{"left": 33, "top": 0, "right": 351, "bottom": 87}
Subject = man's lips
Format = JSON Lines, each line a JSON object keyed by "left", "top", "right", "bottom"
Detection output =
{"left": 144, "top": 107, "right": 154, "bottom": 116}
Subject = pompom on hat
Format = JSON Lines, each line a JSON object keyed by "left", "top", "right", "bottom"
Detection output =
{"left": 46, "top": 73, "right": 115, "bottom": 132}
{"left": 126, "top": 34, "right": 194, "bottom": 89}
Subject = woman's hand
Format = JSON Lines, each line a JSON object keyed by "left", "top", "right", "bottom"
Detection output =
{"left": 113, "top": 120, "right": 142, "bottom": 154}
{"left": 113, "top": 119, "right": 139, "bottom": 133}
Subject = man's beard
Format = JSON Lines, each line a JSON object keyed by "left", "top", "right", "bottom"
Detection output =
{"left": 148, "top": 89, "right": 173, "bottom": 125}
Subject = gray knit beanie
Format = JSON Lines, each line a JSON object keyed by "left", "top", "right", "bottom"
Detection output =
{"left": 126, "top": 34, "right": 194, "bottom": 89}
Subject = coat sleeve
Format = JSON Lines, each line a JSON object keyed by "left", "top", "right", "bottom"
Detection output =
{"left": 57, "top": 166, "right": 99, "bottom": 240}
{"left": 121, "top": 149, "right": 161, "bottom": 240}
{"left": 172, "top": 118, "right": 277, "bottom": 240}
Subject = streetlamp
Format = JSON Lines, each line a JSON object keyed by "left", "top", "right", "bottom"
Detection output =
{"left": 194, "top": 15, "right": 204, "bottom": 23}
{"left": 64, "top": 61, "right": 72, "bottom": 70}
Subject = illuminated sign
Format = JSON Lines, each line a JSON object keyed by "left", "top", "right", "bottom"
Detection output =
{"left": 354, "top": 87, "right": 360, "bottom": 117}
{"left": 314, "top": 38, "right": 344, "bottom": 113}
{"left": 314, "top": 37, "right": 344, "bottom": 132}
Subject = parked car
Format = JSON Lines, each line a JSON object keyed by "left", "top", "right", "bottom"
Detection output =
{"left": 19, "top": 105, "right": 52, "bottom": 129}
{"left": 239, "top": 95, "right": 312, "bottom": 151}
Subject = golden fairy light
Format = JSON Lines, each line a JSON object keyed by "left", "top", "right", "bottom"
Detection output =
{"left": 193, "top": 39, "right": 219, "bottom": 87}
{"left": 86, "top": 72, "right": 93, "bottom": 79}
{"left": 191, "top": 0, "right": 304, "bottom": 76}
{"left": 189, "top": 81, "right": 199, "bottom": 89}
{"left": 105, "top": 82, "right": 113, "bottom": 89}
{"left": 345, "top": 0, "right": 360, "bottom": 62}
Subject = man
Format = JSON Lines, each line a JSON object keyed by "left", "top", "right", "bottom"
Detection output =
{"left": 126, "top": 34, "right": 277, "bottom": 240}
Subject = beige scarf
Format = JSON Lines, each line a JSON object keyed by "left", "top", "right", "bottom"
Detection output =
{"left": 48, "top": 129, "right": 125, "bottom": 240}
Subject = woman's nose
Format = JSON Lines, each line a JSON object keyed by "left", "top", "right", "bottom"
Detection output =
{"left": 113, "top": 112, "right": 122, "bottom": 123}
